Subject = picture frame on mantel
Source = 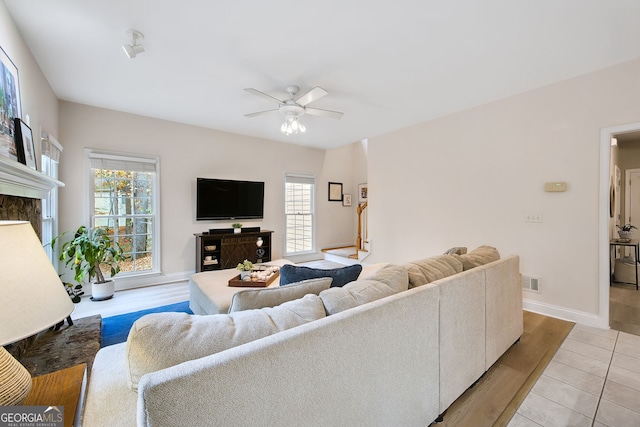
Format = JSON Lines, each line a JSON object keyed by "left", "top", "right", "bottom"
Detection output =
{"left": 0, "top": 46, "right": 21, "bottom": 162}
{"left": 14, "top": 118, "right": 37, "bottom": 170}
{"left": 328, "top": 182, "right": 343, "bottom": 202}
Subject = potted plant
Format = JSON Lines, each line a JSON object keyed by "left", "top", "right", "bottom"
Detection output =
{"left": 232, "top": 223, "right": 242, "bottom": 234}
{"left": 617, "top": 224, "right": 637, "bottom": 240}
{"left": 62, "top": 277, "right": 84, "bottom": 303}
{"left": 53, "top": 226, "right": 127, "bottom": 301}
{"left": 236, "top": 259, "right": 254, "bottom": 280}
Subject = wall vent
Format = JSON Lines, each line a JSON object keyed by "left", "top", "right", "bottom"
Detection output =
{"left": 522, "top": 275, "right": 541, "bottom": 293}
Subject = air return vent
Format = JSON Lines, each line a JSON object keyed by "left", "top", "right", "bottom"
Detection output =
{"left": 522, "top": 275, "right": 540, "bottom": 293}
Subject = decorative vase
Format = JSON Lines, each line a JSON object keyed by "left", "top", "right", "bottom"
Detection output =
{"left": 240, "top": 271, "right": 251, "bottom": 280}
{"left": 234, "top": 228, "right": 241, "bottom": 234}
{"left": 91, "top": 280, "right": 115, "bottom": 301}
{"left": 256, "top": 237, "right": 263, "bottom": 247}
{"left": 619, "top": 230, "right": 633, "bottom": 240}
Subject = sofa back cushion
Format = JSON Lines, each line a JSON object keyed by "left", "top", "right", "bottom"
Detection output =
{"left": 279, "top": 264, "right": 362, "bottom": 287}
{"left": 125, "top": 294, "right": 326, "bottom": 390}
{"left": 456, "top": 245, "right": 500, "bottom": 270}
{"left": 228, "top": 277, "right": 332, "bottom": 312}
{"left": 404, "top": 255, "right": 464, "bottom": 288}
{"left": 319, "top": 265, "right": 409, "bottom": 315}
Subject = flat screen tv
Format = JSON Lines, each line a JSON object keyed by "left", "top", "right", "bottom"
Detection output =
{"left": 196, "top": 178, "right": 265, "bottom": 220}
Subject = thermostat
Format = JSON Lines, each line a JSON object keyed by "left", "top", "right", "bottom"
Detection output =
{"left": 544, "top": 182, "right": 567, "bottom": 192}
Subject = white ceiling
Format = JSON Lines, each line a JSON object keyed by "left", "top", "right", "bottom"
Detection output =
{"left": 4, "top": 0, "right": 640, "bottom": 150}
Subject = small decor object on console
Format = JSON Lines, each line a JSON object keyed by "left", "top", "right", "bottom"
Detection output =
{"left": 617, "top": 223, "right": 637, "bottom": 241}
{"left": 232, "top": 223, "right": 242, "bottom": 234}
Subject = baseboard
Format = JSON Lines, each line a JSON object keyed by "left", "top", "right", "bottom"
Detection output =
{"left": 523, "top": 298, "right": 608, "bottom": 329}
{"left": 111, "top": 271, "right": 192, "bottom": 292}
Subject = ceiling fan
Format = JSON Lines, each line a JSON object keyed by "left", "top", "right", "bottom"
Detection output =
{"left": 244, "top": 85, "right": 343, "bottom": 135}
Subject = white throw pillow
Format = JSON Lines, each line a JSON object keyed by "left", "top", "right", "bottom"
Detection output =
{"left": 228, "top": 277, "right": 332, "bottom": 312}
{"left": 319, "top": 265, "right": 409, "bottom": 315}
{"left": 125, "top": 294, "right": 326, "bottom": 390}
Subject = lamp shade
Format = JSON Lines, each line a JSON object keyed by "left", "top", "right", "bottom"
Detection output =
{"left": 0, "top": 221, "right": 74, "bottom": 346}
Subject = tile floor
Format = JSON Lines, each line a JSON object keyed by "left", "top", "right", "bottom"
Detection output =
{"left": 509, "top": 323, "right": 640, "bottom": 427}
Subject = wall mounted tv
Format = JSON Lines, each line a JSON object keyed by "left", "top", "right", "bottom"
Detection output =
{"left": 196, "top": 178, "right": 265, "bottom": 220}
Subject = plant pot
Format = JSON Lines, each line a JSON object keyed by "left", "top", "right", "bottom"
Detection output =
{"left": 234, "top": 228, "right": 241, "bottom": 234}
{"left": 619, "top": 230, "right": 634, "bottom": 240}
{"left": 91, "top": 280, "right": 115, "bottom": 301}
{"left": 240, "top": 271, "right": 251, "bottom": 280}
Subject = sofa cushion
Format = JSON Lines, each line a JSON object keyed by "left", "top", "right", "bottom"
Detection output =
{"left": 228, "top": 277, "right": 332, "bottom": 312}
{"left": 279, "top": 263, "right": 363, "bottom": 287}
{"left": 125, "top": 294, "right": 326, "bottom": 390}
{"left": 404, "top": 255, "right": 464, "bottom": 288}
{"left": 319, "top": 265, "right": 409, "bottom": 314}
{"left": 456, "top": 245, "right": 500, "bottom": 270}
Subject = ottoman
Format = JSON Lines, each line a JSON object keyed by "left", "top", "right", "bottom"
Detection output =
{"left": 189, "top": 259, "right": 294, "bottom": 314}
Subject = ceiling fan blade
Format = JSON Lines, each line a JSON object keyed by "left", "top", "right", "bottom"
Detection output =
{"left": 244, "top": 109, "right": 279, "bottom": 118}
{"left": 305, "top": 107, "right": 344, "bottom": 120}
{"left": 295, "top": 87, "right": 328, "bottom": 106}
{"left": 244, "top": 88, "right": 283, "bottom": 104}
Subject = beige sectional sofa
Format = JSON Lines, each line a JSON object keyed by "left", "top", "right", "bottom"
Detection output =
{"left": 84, "top": 247, "right": 522, "bottom": 427}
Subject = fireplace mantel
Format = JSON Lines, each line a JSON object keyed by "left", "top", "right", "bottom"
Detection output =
{"left": 0, "top": 156, "right": 64, "bottom": 199}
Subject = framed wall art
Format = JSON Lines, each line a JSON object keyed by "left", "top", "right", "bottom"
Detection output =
{"left": 343, "top": 194, "right": 352, "bottom": 207}
{"left": 0, "top": 46, "right": 21, "bottom": 162}
{"left": 14, "top": 118, "right": 37, "bottom": 170}
{"left": 328, "top": 182, "right": 343, "bottom": 201}
{"left": 358, "top": 183, "right": 368, "bottom": 203}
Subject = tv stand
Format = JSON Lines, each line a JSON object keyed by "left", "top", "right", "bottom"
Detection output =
{"left": 194, "top": 230, "right": 273, "bottom": 272}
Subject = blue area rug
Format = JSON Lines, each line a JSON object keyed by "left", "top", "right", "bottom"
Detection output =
{"left": 101, "top": 301, "right": 193, "bottom": 347}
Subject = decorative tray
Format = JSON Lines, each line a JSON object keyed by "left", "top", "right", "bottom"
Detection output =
{"left": 228, "top": 270, "right": 279, "bottom": 288}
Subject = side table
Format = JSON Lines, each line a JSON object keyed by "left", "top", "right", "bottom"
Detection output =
{"left": 610, "top": 239, "right": 640, "bottom": 290}
{"left": 23, "top": 363, "right": 87, "bottom": 427}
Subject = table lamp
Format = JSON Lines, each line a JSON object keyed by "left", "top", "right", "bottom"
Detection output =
{"left": 0, "top": 221, "right": 74, "bottom": 405}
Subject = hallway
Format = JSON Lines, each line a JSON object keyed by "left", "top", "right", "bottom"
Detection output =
{"left": 610, "top": 283, "right": 640, "bottom": 336}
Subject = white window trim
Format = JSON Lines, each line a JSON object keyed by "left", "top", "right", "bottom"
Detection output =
{"left": 284, "top": 172, "right": 316, "bottom": 257}
{"left": 84, "top": 148, "right": 162, "bottom": 280}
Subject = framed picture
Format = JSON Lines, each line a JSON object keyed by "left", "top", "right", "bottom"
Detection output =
{"left": 358, "top": 183, "right": 368, "bottom": 203}
{"left": 14, "top": 118, "right": 36, "bottom": 170}
{"left": 0, "top": 46, "right": 21, "bottom": 162}
{"left": 328, "top": 182, "right": 343, "bottom": 201}
{"left": 343, "top": 194, "right": 352, "bottom": 207}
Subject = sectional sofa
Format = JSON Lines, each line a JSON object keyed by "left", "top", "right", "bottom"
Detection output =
{"left": 83, "top": 246, "right": 522, "bottom": 426}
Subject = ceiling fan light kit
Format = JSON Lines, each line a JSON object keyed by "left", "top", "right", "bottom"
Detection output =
{"left": 244, "top": 85, "right": 343, "bottom": 135}
{"left": 122, "top": 29, "right": 145, "bottom": 59}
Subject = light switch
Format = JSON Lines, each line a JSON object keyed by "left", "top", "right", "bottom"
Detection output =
{"left": 544, "top": 182, "right": 567, "bottom": 192}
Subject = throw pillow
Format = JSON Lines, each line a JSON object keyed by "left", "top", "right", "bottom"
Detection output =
{"left": 403, "top": 255, "right": 463, "bottom": 288}
{"left": 456, "top": 245, "right": 500, "bottom": 270}
{"left": 125, "top": 294, "right": 326, "bottom": 390}
{"left": 319, "top": 265, "right": 409, "bottom": 315}
{"left": 443, "top": 246, "right": 467, "bottom": 255}
{"left": 228, "top": 277, "right": 332, "bottom": 312}
{"left": 279, "top": 264, "right": 363, "bottom": 287}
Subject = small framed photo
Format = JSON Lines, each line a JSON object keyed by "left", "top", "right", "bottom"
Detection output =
{"left": 343, "top": 194, "right": 352, "bottom": 207}
{"left": 14, "top": 118, "right": 37, "bottom": 170}
{"left": 328, "top": 182, "right": 343, "bottom": 201}
{"left": 358, "top": 183, "right": 368, "bottom": 203}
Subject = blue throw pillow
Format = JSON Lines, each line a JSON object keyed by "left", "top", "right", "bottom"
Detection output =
{"left": 279, "top": 264, "right": 363, "bottom": 288}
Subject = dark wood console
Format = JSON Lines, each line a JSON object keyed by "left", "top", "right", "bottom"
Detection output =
{"left": 195, "top": 230, "right": 273, "bottom": 272}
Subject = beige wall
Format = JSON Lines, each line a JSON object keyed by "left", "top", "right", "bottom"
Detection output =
{"left": 367, "top": 58, "right": 640, "bottom": 325}
{"left": 0, "top": 1, "right": 58, "bottom": 152}
{"left": 58, "top": 102, "right": 365, "bottom": 287}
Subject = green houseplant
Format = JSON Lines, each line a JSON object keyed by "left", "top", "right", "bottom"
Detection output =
{"left": 232, "top": 223, "right": 243, "bottom": 234}
{"left": 236, "top": 259, "right": 254, "bottom": 280}
{"left": 617, "top": 223, "right": 637, "bottom": 240}
{"left": 53, "top": 226, "right": 127, "bottom": 301}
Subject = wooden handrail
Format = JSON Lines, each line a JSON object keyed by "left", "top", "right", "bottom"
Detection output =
{"left": 357, "top": 201, "right": 368, "bottom": 251}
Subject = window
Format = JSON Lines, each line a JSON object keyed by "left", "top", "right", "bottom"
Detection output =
{"left": 41, "top": 136, "right": 62, "bottom": 263}
{"left": 284, "top": 174, "right": 315, "bottom": 255}
{"left": 87, "top": 150, "right": 159, "bottom": 276}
